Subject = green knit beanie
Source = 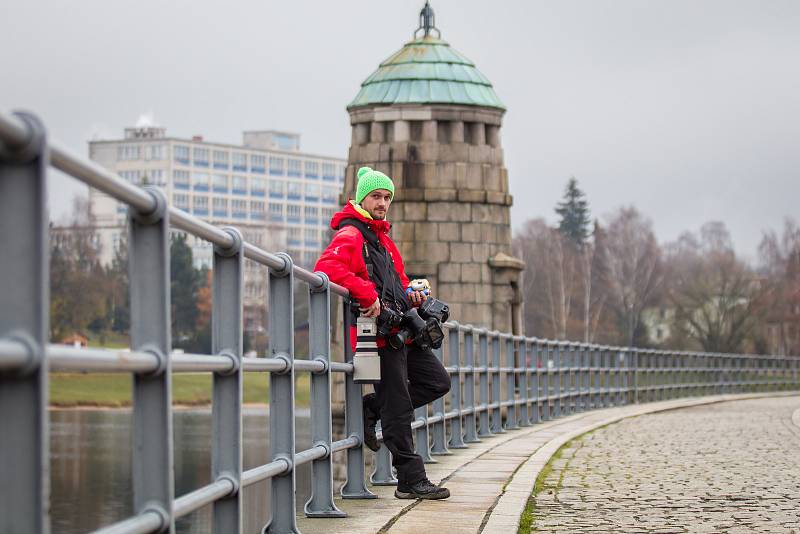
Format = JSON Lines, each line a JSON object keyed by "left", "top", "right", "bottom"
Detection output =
{"left": 355, "top": 167, "right": 395, "bottom": 204}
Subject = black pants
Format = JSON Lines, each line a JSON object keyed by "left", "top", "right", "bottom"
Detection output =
{"left": 366, "top": 343, "right": 450, "bottom": 485}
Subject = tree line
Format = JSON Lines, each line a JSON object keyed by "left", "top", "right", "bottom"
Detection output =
{"left": 513, "top": 178, "right": 800, "bottom": 355}
{"left": 50, "top": 198, "right": 213, "bottom": 352}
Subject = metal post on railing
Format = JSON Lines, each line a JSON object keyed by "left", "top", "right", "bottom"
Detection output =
{"left": 579, "top": 343, "right": 589, "bottom": 411}
{"left": 430, "top": 343, "right": 450, "bottom": 455}
{"left": 517, "top": 337, "right": 531, "bottom": 427}
{"left": 447, "top": 323, "right": 467, "bottom": 449}
{"left": 477, "top": 329, "right": 492, "bottom": 437}
{"left": 0, "top": 111, "right": 50, "bottom": 534}
{"left": 370, "top": 442, "right": 396, "bottom": 486}
{"left": 490, "top": 332, "right": 504, "bottom": 433}
{"left": 504, "top": 335, "right": 519, "bottom": 430}
{"left": 304, "top": 272, "right": 346, "bottom": 518}
{"left": 341, "top": 301, "right": 379, "bottom": 497}
{"left": 414, "top": 402, "right": 435, "bottom": 463}
{"left": 462, "top": 326, "right": 480, "bottom": 443}
{"left": 550, "top": 341, "right": 560, "bottom": 417}
{"left": 615, "top": 348, "right": 624, "bottom": 406}
{"left": 211, "top": 227, "right": 245, "bottom": 532}
{"left": 128, "top": 186, "right": 175, "bottom": 533}
{"left": 264, "top": 253, "right": 298, "bottom": 534}
{"left": 530, "top": 339, "right": 541, "bottom": 424}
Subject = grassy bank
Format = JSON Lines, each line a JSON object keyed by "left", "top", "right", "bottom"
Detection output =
{"left": 49, "top": 372, "right": 311, "bottom": 407}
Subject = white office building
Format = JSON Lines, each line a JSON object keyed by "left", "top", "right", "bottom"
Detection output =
{"left": 88, "top": 122, "right": 345, "bottom": 334}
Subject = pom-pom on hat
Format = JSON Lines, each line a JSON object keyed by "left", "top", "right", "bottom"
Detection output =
{"left": 355, "top": 167, "right": 395, "bottom": 204}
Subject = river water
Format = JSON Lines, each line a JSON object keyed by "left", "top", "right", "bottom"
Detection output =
{"left": 49, "top": 407, "right": 320, "bottom": 533}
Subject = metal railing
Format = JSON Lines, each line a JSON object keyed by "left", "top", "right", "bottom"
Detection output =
{"left": 1, "top": 109, "right": 798, "bottom": 534}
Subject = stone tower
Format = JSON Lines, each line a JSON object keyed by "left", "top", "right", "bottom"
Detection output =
{"left": 343, "top": 2, "right": 524, "bottom": 333}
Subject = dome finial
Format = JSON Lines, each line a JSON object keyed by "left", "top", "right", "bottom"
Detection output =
{"left": 415, "top": 1, "right": 441, "bottom": 38}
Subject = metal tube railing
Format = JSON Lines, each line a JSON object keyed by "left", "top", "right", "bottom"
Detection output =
{"left": 1, "top": 109, "right": 799, "bottom": 534}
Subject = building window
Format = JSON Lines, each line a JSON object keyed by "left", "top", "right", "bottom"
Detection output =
{"left": 118, "top": 144, "right": 140, "bottom": 161}
{"left": 287, "top": 181, "right": 301, "bottom": 200}
{"left": 303, "top": 251, "right": 318, "bottom": 266}
{"left": 269, "top": 202, "right": 284, "bottom": 222}
{"left": 322, "top": 207, "right": 335, "bottom": 222}
{"left": 269, "top": 156, "right": 285, "bottom": 176}
{"left": 269, "top": 180, "right": 285, "bottom": 199}
{"left": 304, "top": 206, "right": 319, "bottom": 225}
{"left": 287, "top": 204, "right": 301, "bottom": 223}
{"left": 304, "top": 161, "right": 319, "bottom": 179}
{"left": 213, "top": 150, "right": 229, "bottom": 169}
{"left": 322, "top": 186, "right": 338, "bottom": 204}
{"left": 213, "top": 197, "right": 228, "bottom": 218}
{"left": 232, "top": 175, "right": 247, "bottom": 195}
{"left": 338, "top": 165, "right": 346, "bottom": 183}
{"left": 304, "top": 228, "right": 319, "bottom": 248}
{"left": 193, "top": 148, "right": 209, "bottom": 167}
{"left": 322, "top": 162, "right": 336, "bottom": 181}
{"left": 251, "top": 154, "right": 266, "bottom": 174}
{"left": 305, "top": 183, "right": 320, "bottom": 202}
{"left": 250, "top": 200, "right": 265, "bottom": 220}
{"left": 232, "top": 152, "right": 247, "bottom": 172}
{"left": 143, "top": 169, "right": 166, "bottom": 186}
{"left": 173, "top": 193, "right": 189, "bottom": 209}
{"left": 145, "top": 144, "right": 164, "bottom": 161}
{"left": 192, "top": 196, "right": 208, "bottom": 216}
{"left": 174, "top": 145, "right": 190, "bottom": 164}
{"left": 212, "top": 173, "right": 228, "bottom": 193}
{"left": 288, "top": 227, "right": 302, "bottom": 246}
{"left": 232, "top": 199, "right": 247, "bottom": 219}
{"left": 193, "top": 172, "right": 210, "bottom": 191}
{"left": 173, "top": 170, "right": 190, "bottom": 189}
{"left": 287, "top": 159, "right": 301, "bottom": 177}
{"left": 251, "top": 177, "right": 266, "bottom": 197}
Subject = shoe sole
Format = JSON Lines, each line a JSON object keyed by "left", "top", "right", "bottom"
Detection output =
{"left": 394, "top": 489, "right": 450, "bottom": 500}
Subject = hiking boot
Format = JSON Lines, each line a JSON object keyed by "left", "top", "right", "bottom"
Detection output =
{"left": 394, "top": 478, "right": 450, "bottom": 500}
{"left": 362, "top": 393, "right": 380, "bottom": 452}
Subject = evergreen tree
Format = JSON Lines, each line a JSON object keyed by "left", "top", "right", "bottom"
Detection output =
{"left": 170, "top": 233, "right": 199, "bottom": 343}
{"left": 555, "top": 177, "right": 592, "bottom": 246}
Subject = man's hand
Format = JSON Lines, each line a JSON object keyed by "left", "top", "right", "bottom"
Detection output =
{"left": 408, "top": 290, "right": 428, "bottom": 307}
{"left": 360, "top": 298, "right": 381, "bottom": 318}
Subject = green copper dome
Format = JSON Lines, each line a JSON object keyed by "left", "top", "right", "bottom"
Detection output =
{"left": 348, "top": 6, "right": 504, "bottom": 110}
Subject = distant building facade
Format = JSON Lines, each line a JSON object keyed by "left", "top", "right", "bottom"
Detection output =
{"left": 88, "top": 123, "right": 346, "bottom": 335}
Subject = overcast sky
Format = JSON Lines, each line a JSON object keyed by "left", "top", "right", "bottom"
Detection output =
{"left": 2, "top": 0, "right": 798, "bottom": 261}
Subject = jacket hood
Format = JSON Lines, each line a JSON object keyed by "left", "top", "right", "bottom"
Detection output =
{"left": 330, "top": 200, "right": 392, "bottom": 234}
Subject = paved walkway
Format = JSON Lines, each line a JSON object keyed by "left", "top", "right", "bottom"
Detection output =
{"left": 532, "top": 396, "right": 800, "bottom": 534}
{"left": 296, "top": 393, "right": 800, "bottom": 534}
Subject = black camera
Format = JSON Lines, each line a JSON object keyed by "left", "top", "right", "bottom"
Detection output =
{"left": 376, "top": 305, "right": 403, "bottom": 337}
{"left": 388, "top": 298, "right": 450, "bottom": 351}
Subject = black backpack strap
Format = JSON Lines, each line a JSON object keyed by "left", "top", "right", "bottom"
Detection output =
{"left": 338, "top": 219, "right": 379, "bottom": 282}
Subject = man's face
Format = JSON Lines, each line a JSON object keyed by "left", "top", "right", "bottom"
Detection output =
{"left": 361, "top": 189, "right": 392, "bottom": 220}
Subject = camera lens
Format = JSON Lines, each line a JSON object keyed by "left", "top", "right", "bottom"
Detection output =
{"left": 388, "top": 330, "right": 408, "bottom": 350}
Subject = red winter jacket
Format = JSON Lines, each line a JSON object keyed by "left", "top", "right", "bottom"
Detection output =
{"left": 314, "top": 201, "right": 410, "bottom": 347}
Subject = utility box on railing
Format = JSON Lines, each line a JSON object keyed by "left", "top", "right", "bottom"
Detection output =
{"left": 353, "top": 317, "right": 381, "bottom": 384}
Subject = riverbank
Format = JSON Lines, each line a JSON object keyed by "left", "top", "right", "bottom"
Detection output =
{"left": 49, "top": 372, "right": 311, "bottom": 407}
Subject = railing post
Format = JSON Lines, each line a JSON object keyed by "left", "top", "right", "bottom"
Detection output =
{"left": 430, "top": 343, "right": 450, "bottom": 455}
{"left": 504, "top": 335, "right": 519, "bottom": 430}
{"left": 448, "top": 324, "right": 467, "bottom": 448}
{"left": 553, "top": 341, "right": 563, "bottom": 417}
{"left": 341, "top": 301, "right": 378, "bottom": 497}
{"left": 212, "top": 228, "right": 245, "bottom": 533}
{"left": 414, "top": 403, "right": 435, "bottom": 463}
{"left": 530, "top": 340, "right": 541, "bottom": 424}
{"left": 615, "top": 347, "right": 624, "bottom": 406}
{"left": 632, "top": 348, "right": 639, "bottom": 404}
{"left": 462, "top": 326, "right": 480, "bottom": 443}
{"left": 518, "top": 337, "right": 531, "bottom": 427}
{"left": 477, "top": 329, "right": 492, "bottom": 437}
{"left": 129, "top": 186, "right": 174, "bottom": 533}
{"left": 490, "top": 332, "right": 504, "bottom": 433}
{"left": 304, "top": 272, "right": 346, "bottom": 518}
{"left": 264, "top": 253, "right": 298, "bottom": 534}
{"left": 370, "top": 442, "right": 397, "bottom": 486}
{"left": 0, "top": 112, "right": 49, "bottom": 534}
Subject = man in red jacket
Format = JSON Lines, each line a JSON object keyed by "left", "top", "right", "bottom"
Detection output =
{"left": 315, "top": 167, "right": 451, "bottom": 500}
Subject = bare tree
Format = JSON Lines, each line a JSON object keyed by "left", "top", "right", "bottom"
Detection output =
{"left": 604, "top": 207, "right": 662, "bottom": 346}
{"left": 667, "top": 222, "right": 765, "bottom": 352}
{"left": 758, "top": 218, "right": 800, "bottom": 355}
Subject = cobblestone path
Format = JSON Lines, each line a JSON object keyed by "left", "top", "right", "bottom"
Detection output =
{"left": 532, "top": 396, "right": 800, "bottom": 533}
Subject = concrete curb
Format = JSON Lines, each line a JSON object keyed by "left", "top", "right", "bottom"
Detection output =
{"left": 480, "top": 392, "right": 800, "bottom": 534}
